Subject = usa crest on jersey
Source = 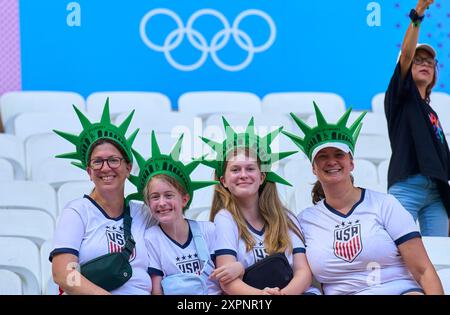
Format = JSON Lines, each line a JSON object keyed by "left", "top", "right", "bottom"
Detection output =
{"left": 333, "top": 222, "right": 362, "bottom": 263}
{"left": 176, "top": 252, "right": 202, "bottom": 274}
{"left": 106, "top": 225, "right": 136, "bottom": 261}
{"left": 252, "top": 241, "right": 268, "bottom": 262}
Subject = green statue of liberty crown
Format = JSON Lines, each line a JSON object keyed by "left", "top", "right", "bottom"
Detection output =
{"left": 282, "top": 102, "right": 367, "bottom": 161}
{"left": 200, "top": 117, "right": 297, "bottom": 186}
{"left": 53, "top": 98, "right": 139, "bottom": 169}
{"left": 127, "top": 131, "right": 218, "bottom": 210}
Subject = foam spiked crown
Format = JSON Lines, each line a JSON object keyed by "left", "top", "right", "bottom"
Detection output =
{"left": 282, "top": 102, "right": 367, "bottom": 161}
{"left": 127, "top": 131, "right": 218, "bottom": 210}
{"left": 200, "top": 117, "right": 297, "bottom": 186}
{"left": 53, "top": 98, "right": 139, "bottom": 169}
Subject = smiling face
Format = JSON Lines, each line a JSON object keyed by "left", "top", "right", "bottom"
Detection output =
{"left": 412, "top": 49, "right": 436, "bottom": 89}
{"left": 220, "top": 150, "right": 266, "bottom": 200}
{"left": 146, "top": 176, "right": 190, "bottom": 224}
{"left": 87, "top": 142, "right": 131, "bottom": 193}
{"left": 312, "top": 147, "right": 354, "bottom": 186}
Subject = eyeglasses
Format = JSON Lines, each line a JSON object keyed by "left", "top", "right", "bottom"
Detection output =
{"left": 413, "top": 56, "right": 438, "bottom": 67}
{"left": 89, "top": 157, "right": 125, "bottom": 170}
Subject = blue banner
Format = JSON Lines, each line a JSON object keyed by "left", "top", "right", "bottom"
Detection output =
{"left": 19, "top": 0, "right": 449, "bottom": 109}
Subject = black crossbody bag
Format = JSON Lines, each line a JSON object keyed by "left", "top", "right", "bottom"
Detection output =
{"left": 80, "top": 206, "right": 135, "bottom": 291}
{"left": 243, "top": 253, "right": 293, "bottom": 290}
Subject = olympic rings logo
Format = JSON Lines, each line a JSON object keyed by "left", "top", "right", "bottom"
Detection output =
{"left": 139, "top": 8, "right": 276, "bottom": 72}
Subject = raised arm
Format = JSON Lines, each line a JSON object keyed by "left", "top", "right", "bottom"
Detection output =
{"left": 399, "top": 0, "right": 434, "bottom": 79}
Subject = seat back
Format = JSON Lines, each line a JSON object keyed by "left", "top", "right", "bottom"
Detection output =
{"left": 0, "top": 270, "right": 23, "bottom": 295}
{"left": 40, "top": 239, "right": 59, "bottom": 295}
{"left": 371, "top": 92, "right": 385, "bottom": 116}
{"left": 0, "top": 209, "right": 54, "bottom": 247}
{"left": 422, "top": 237, "right": 450, "bottom": 270}
{"left": 262, "top": 92, "right": 346, "bottom": 120}
{"left": 0, "top": 91, "right": 85, "bottom": 133}
{"left": 0, "top": 180, "right": 57, "bottom": 220}
{"left": 13, "top": 111, "right": 85, "bottom": 141}
{"left": 0, "top": 134, "right": 26, "bottom": 179}
{"left": 0, "top": 158, "right": 14, "bottom": 180}
{"left": 86, "top": 91, "right": 171, "bottom": 120}
{"left": 0, "top": 237, "right": 41, "bottom": 294}
{"left": 178, "top": 91, "right": 262, "bottom": 118}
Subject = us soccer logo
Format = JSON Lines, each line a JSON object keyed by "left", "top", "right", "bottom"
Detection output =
{"left": 175, "top": 253, "right": 202, "bottom": 275}
{"left": 105, "top": 225, "right": 136, "bottom": 261}
{"left": 333, "top": 222, "right": 362, "bottom": 263}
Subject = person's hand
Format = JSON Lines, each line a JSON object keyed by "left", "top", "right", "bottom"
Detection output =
{"left": 210, "top": 261, "right": 244, "bottom": 285}
{"left": 261, "top": 287, "right": 283, "bottom": 295}
{"left": 416, "top": 0, "right": 434, "bottom": 15}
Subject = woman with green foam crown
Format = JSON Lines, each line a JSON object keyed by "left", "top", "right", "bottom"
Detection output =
{"left": 50, "top": 99, "right": 154, "bottom": 294}
{"left": 283, "top": 102, "right": 443, "bottom": 295}
{"left": 127, "top": 131, "right": 244, "bottom": 295}
{"left": 204, "top": 117, "right": 317, "bottom": 295}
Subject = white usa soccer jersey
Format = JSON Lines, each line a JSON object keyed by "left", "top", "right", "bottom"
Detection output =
{"left": 50, "top": 196, "right": 154, "bottom": 295}
{"left": 145, "top": 219, "right": 221, "bottom": 295}
{"left": 213, "top": 209, "right": 306, "bottom": 269}
{"left": 298, "top": 189, "right": 422, "bottom": 295}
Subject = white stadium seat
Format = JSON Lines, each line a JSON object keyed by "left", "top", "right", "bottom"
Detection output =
{"left": 0, "top": 134, "right": 26, "bottom": 179}
{"left": 350, "top": 112, "right": 388, "bottom": 136}
{"left": 57, "top": 181, "right": 94, "bottom": 214}
{"left": 31, "top": 157, "right": 89, "bottom": 189}
{"left": 377, "top": 159, "right": 389, "bottom": 190}
{"left": 86, "top": 91, "right": 171, "bottom": 120}
{"left": 0, "top": 270, "right": 23, "bottom": 295}
{"left": 0, "top": 180, "right": 58, "bottom": 220}
{"left": 422, "top": 237, "right": 450, "bottom": 270}
{"left": 371, "top": 92, "right": 385, "bottom": 116}
{"left": 262, "top": 92, "right": 346, "bottom": 120}
{"left": 13, "top": 111, "right": 86, "bottom": 141}
{"left": 0, "top": 237, "right": 41, "bottom": 294}
{"left": 0, "top": 158, "right": 14, "bottom": 181}
{"left": 437, "top": 269, "right": 450, "bottom": 295}
{"left": 0, "top": 209, "right": 54, "bottom": 247}
{"left": 354, "top": 135, "right": 392, "bottom": 165}
{"left": 203, "top": 112, "right": 299, "bottom": 158}
{"left": 0, "top": 91, "right": 85, "bottom": 134}
{"left": 132, "top": 132, "right": 196, "bottom": 165}
{"left": 185, "top": 206, "right": 211, "bottom": 220}
{"left": 40, "top": 239, "right": 59, "bottom": 295}
{"left": 430, "top": 92, "right": 450, "bottom": 115}
{"left": 430, "top": 92, "right": 450, "bottom": 132}
{"left": 178, "top": 91, "right": 262, "bottom": 119}
{"left": 283, "top": 158, "right": 316, "bottom": 205}
{"left": 24, "top": 133, "right": 76, "bottom": 179}
{"left": 289, "top": 182, "right": 315, "bottom": 215}
{"left": 352, "top": 159, "right": 379, "bottom": 189}
{"left": 114, "top": 111, "right": 200, "bottom": 135}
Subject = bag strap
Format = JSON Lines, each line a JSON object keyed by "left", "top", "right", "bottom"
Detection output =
{"left": 188, "top": 220, "right": 210, "bottom": 264}
{"left": 122, "top": 204, "right": 135, "bottom": 259}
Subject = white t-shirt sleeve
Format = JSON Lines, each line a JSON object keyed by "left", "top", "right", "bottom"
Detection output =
{"left": 288, "top": 213, "right": 306, "bottom": 255}
{"left": 213, "top": 210, "right": 239, "bottom": 257}
{"left": 380, "top": 194, "right": 421, "bottom": 246}
{"left": 144, "top": 228, "right": 164, "bottom": 277}
{"left": 50, "top": 206, "right": 85, "bottom": 260}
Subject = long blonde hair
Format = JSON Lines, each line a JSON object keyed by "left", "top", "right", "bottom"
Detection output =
{"left": 210, "top": 148, "right": 304, "bottom": 254}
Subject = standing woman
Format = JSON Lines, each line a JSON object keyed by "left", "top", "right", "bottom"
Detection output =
{"left": 204, "top": 117, "right": 314, "bottom": 295}
{"left": 126, "top": 131, "right": 238, "bottom": 295}
{"left": 283, "top": 103, "right": 443, "bottom": 295}
{"left": 50, "top": 99, "right": 153, "bottom": 294}
{"left": 385, "top": 0, "right": 450, "bottom": 236}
